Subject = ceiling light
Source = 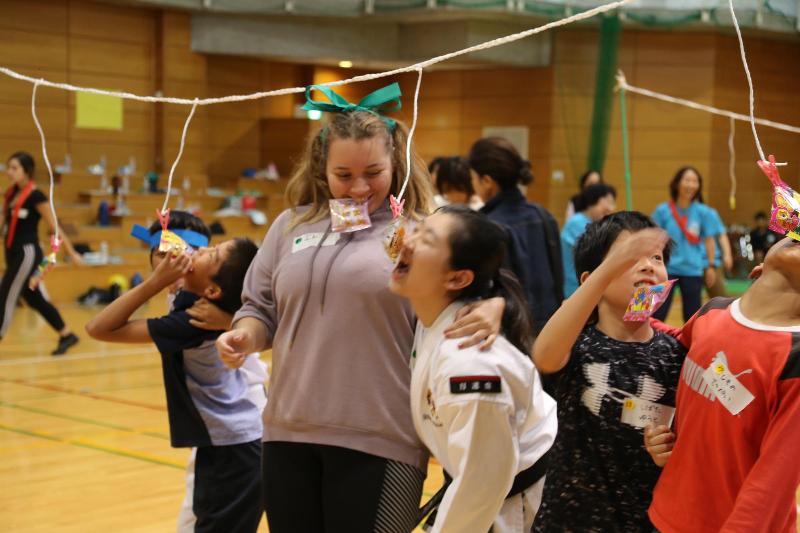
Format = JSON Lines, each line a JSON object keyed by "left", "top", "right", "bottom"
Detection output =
{"left": 338, "top": 60, "right": 353, "bottom": 69}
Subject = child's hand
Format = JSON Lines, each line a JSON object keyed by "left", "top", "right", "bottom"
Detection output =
{"left": 704, "top": 266, "right": 716, "bottom": 288}
{"left": 187, "top": 298, "right": 234, "bottom": 331}
{"left": 445, "top": 296, "right": 505, "bottom": 351}
{"left": 603, "top": 228, "right": 669, "bottom": 275}
{"left": 644, "top": 424, "right": 675, "bottom": 467}
{"left": 216, "top": 328, "right": 256, "bottom": 369}
{"left": 151, "top": 253, "right": 192, "bottom": 289}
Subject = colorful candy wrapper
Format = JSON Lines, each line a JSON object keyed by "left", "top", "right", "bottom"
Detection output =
{"left": 759, "top": 155, "right": 800, "bottom": 241}
{"left": 158, "top": 229, "right": 195, "bottom": 257}
{"left": 329, "top": 198, "right": 371, "bottom": 233}
{"left": 623, "top": 280, "right": 676, "bottom": 322}
{"left": 384, "top": 216, "right": 406, "bottom": 261}
{"left": 28, "top": 252, "right": 57, "bottom": 290}
{"left": 29, "top": 235, "right": 62, "bottom": 290}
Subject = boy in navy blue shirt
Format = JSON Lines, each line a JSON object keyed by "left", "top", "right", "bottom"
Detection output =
{"left": 86, "top": 238, "right": 262, "bottom": 533}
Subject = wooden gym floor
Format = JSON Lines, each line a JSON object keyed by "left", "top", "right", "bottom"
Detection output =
{"left": 0, "top": 301, "right": 443, "bottom": 532}
{"left": 1, "top": 301, "right": 796, "bottom": 531}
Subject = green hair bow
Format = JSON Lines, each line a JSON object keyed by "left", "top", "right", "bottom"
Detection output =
{"left": 302, "top": 82, "right": 402, "bottom": 131}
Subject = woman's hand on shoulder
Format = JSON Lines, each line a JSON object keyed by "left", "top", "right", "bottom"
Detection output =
{"left": 444, "top": 297, "right": 505, "bottom": 351}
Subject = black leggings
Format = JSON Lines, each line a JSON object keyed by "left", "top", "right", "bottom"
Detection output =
{"left": 0, "top": 243, "right": 65, "bottom": 338}
{"left": 262, "top": 441, "right": 426, "bottom": 533}
{"left": 653, "top": 274, "right": 704, "bottom": 324}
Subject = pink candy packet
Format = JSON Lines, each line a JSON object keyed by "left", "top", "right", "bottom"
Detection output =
{"left": 623, "top": 280, "right": 676, "bottom": 322}
{"left": 329, "top": 198, "right": 371, "bottom": 233}
{"left": 759, "top": 155, "right": 800, "bottom": 241}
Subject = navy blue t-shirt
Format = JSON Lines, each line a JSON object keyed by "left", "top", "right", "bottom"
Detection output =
{"left": 147, "top": 291, "right": 262, "bottom": 448}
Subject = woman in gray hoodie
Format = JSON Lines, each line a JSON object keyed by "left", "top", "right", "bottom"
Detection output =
{"left": 217, "top": 83, "right": 503, "bottom": 533}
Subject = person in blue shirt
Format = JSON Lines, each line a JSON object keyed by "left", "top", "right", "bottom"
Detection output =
{"left": 469, "top": 137, "right": 563, "bottom": 334}
{"left": 701, "top": 205, "right": 733, "bottom": 298}
{"left": 561, "top": 183, "right": 617, "bottom": 298}
{"left": 651, "top": 166, "right": 717, "bottom": 323}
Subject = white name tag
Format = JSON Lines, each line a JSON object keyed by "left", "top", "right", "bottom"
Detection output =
{"left": 291, "top": 232, "right": 340, "bottom": 253}
{"left": 701, "top": 354, "right": 755, "bottom": 416}
{"left": 620, "top": 397, "right": 675, "bottom": 428}
{"left": 18, "top": 208, "right": 29, "bottom": 219}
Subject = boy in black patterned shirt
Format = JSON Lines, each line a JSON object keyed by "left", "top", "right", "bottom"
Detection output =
{"left": 533, "top": 212, "right": 687, "bottom": 532}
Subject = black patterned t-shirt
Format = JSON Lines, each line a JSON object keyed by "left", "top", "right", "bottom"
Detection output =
{"left": 534, "top": 326, "right": 686, "bottom": 532}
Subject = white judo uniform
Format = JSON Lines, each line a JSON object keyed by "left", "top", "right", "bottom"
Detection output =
{"left": 411, "top": 302, "right": 557, "bottom": 533}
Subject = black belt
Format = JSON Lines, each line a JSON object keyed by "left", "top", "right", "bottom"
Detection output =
{"left": 417, "top": 449, "right": 550, "bottom": 529}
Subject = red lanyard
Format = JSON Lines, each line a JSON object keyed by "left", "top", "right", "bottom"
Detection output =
{"left": 668, "top": 201, "right": 701, "bottom": 245}
{"left": 4, "top": 181, "right": 35, "bottom": 247}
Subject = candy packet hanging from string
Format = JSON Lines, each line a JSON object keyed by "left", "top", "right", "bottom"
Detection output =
{"left": 384, "top": 217, "right": 407, "bottom": 261}
{"left": 159, "top": 229, "right": 196, "bottom": 257}
{"left": 29, "top": 236, "right": 61, "bottom": 290}
{"left": 623, "top": 280, "right": 676, "bottom": 322}
{"left": 384, "top": 195, "right": 407, "bottom": 260}
{"left": 329, "top": 198, "right": 371, "bottom": 233}
{"left": 759, "top": 155, "right": 800, "bottom": 241}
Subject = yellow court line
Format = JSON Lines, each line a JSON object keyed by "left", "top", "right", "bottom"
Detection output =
{"left": 0, "top": 422, "right": 184, "bottom": 470}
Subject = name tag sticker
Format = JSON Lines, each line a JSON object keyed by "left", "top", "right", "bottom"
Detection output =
{"left": 620, "top": 397, "right": 675, "bottom": 429}
{"left": 18, "top": 208, "right": 29, "bottom": 219}
{"left": 291, "top": 232, "right": 340, "bottom": 253}
{"left": 701, "top": 355, "right": 755, "bottom": 416}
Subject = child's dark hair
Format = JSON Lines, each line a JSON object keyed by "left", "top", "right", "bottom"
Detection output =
{"left": 437, "top": 204, "right": 534, "bottom": 354}
{"left": 579, "top": 169, "right": 602, "bottom": 189}
{"left": 669, "top": 166, "right": 704, "bottom": 203}
{"left": 434, "top": 156, "right": 473, "bottom": 197}
{"left": 428, "top": 157, "right": 447, "bottom": 175}
{"left": 754, "top": 211, "right": 767, "bottom": 220}
{"left": 8, "top": 151, "right": 35, "bottom": 179}
{"left": 575, "top": 183, "right": 616, "bottom": 212}
{"left": 467, "top": 137, "right": 533, "bottom": 190}
{"left": 574, "top": 211, "right": 672, "bottom": 323}
{"left": 210, "top": 238, "right": 258, "bottom": 314}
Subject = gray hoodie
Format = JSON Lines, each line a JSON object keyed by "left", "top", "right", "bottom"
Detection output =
{"left": 234, "top": 202, "right": 428, "bottom": 469}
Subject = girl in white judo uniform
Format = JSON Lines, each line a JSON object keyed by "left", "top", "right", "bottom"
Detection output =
{"left": 389, "top": 205, "right": 557, "bottom": 533}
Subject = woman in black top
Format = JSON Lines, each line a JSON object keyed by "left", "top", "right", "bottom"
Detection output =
{"left": 1, "top": 151, "right": 82, "bottom": 355}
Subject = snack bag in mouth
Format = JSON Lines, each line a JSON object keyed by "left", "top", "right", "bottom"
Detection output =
{"left": 159, "top": 230, "right": 195, "bottom": 257}
{"left": 384, "top": 217, "right": 406, "bottom": 261}
{"left": 329, "top": 198, "right": 371, "bottom": 233}
{"left": 623, "top": 280, "right": 676, "bottom": 322}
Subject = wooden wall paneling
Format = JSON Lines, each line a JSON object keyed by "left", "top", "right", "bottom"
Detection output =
{"left": 0, "top": 0, "right": 68, "bottom": 34}
{"left": 68, "top": 37, "right": 152, "bottom": 78}
{"left": 4, "top": 30, "right": 68, "bottom": 70}
{"left": 69, "top": 0, "right": 156, "bottom": 44}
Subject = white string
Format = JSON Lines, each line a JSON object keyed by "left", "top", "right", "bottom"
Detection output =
{"left": 161, "top": 98, "right": 199, "bottom": 214}
{"left": 728, "top": 116, "right": 736, "bottom": 208}
{"left": 616, "top": 71, "right": 800, "bottom": 135}
{"left": 398, "top": 68, "right": 423, "bottom": 202}
{"left": 0, "top": 0, "right": 631, "bottom": 107}
{"left": 30, "top": 81, "right": 59, "bottom": 246}
{"left": 728, "top": 0, "right": 766, "bottom": 162}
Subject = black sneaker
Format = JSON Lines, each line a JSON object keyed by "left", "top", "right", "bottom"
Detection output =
{"left": 52, "top": 333, "right": 79, "bottom": 356}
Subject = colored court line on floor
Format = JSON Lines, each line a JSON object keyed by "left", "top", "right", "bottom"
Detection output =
{"left": 0, "top": 400, "right": 170, "bottom": 440}
{"left": 0, "top": 423, "right": 184, "bottom": 470}
{"left": 5, "top": 362, "right": 160, "bottom": 382}
{"left": 0, "top": 346, "right": 156, "bottom": 366}
{"left": 0, "top": 377, "right": 167, "bottom": 411}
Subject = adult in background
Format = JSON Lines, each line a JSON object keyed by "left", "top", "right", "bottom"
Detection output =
{"left": 469, "top": 137, "right": 563, "bottom": 334}
{"left": 651, "top": 166, "right": 717, "bottom": 323}
{"left": 431, "top": 156, "right": 483, "bottom": 211}
{"left": 702, "top": 205, "right": 733, "bottom": 298}
{"left": 565, "top": 169, "right": 603, "bottom": 220}
{"left": 0, "top": 151, "right": 82, "bottom": 354}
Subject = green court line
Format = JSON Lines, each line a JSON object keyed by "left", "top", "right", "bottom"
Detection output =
{"left": 0, "top": 400, "right": 169, "bottom": 440}
{"left": 0, "top": 423, "right": 184, "bottom": 470}
{"left": 9, "top": 362, "right": 160, "bottom": 382}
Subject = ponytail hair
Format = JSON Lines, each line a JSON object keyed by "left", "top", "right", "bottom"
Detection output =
{"left": 438, "top": 204, "right": 534, "bottom": 354}
{"left": 467, "top": 137, "right": 533, "bottom": 190}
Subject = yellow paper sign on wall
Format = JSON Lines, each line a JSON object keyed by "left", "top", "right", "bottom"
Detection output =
{"left": 76, "top": 91, "right": 123, "bottom": 130}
